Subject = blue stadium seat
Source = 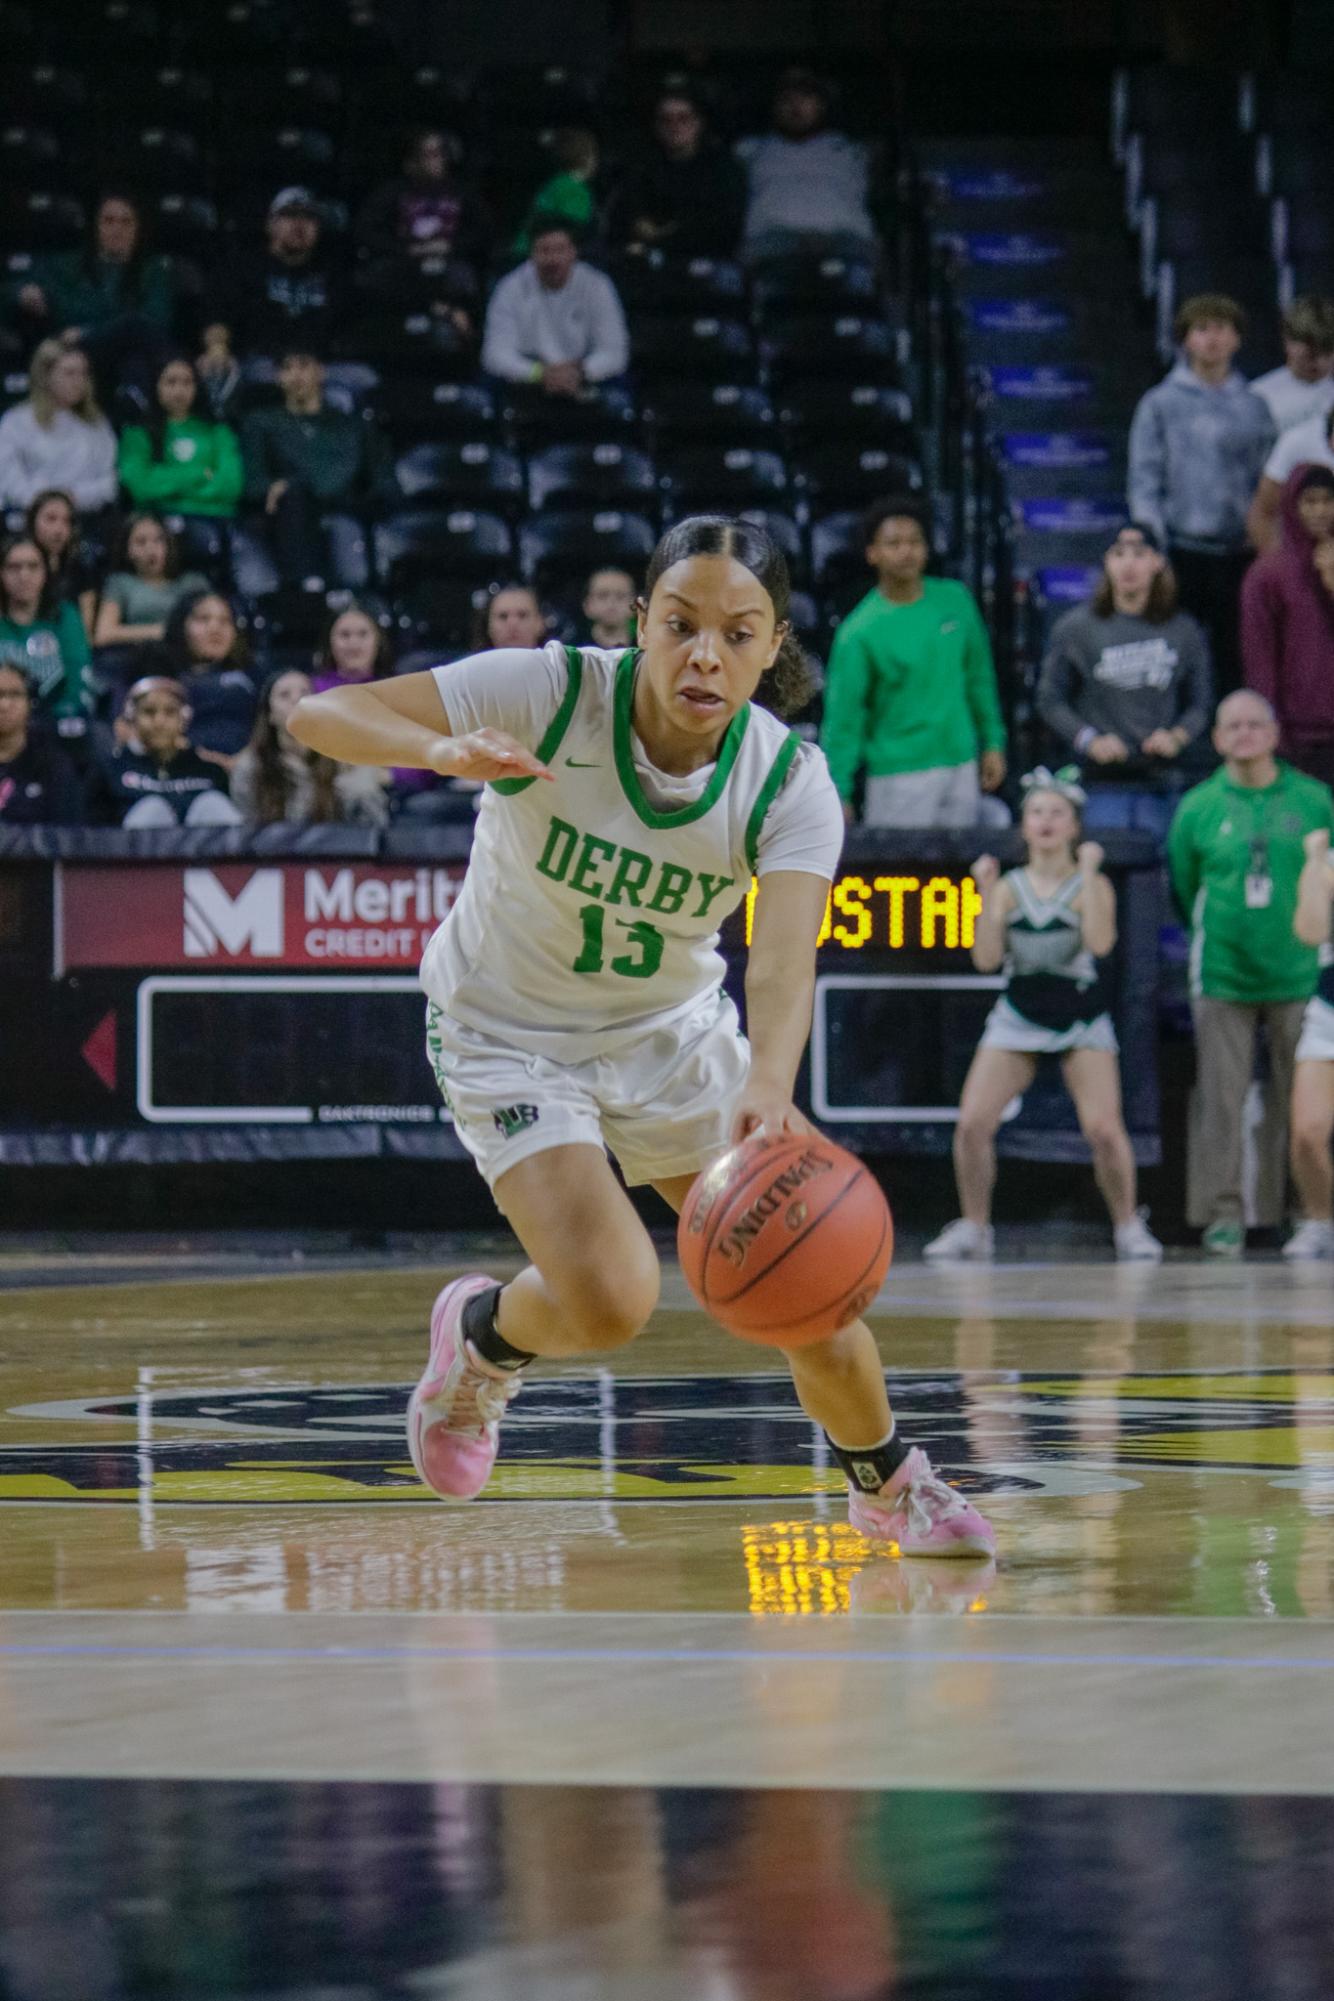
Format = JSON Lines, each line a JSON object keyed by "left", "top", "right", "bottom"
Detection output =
{"left": 394, "top": 442, "right": 525, "bottom": 516}
{"left": 641, "top": 382, "right": 777, "bottom": 448}
{"left": 632, "top": 314, "right": 755, "bottom": 385}
{"left": 777, "top": 380, "right": 915, "bottom": 453}
{"left": 760, "top": 314, "right": 898, "bottom": 388}
{"left": 659, "top": 445, "right": 788, "bottom": 516}
{"left": 606, "top": 250, "right": 746, "bottom": 316}
{"left": 373, "top": 381, "right": 496, "bottom": 448}
{"left": 792, "top": 444, "right": 922, "bottom": 512}
{"left": 518, "top": 509, "right": 657, "bottom": 593}
{"left": 751, "top": 255, "right": 879, "bottom": 322}
{"left": 375, "top": 508, "right": 514, "bottom": 589}
{"left": 526, "top": 442, "right": 659, "bottom": 513}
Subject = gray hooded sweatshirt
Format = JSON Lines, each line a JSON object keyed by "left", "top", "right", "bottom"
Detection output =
{"left": 1127, "top": 360, "right": 1275, "bottom": 551}
{"left": 1037, "top": 602, "right": 1213, "bottom": 780}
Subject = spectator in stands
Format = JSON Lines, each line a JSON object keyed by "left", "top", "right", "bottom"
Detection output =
{"left": 1247, "top": 402, "right": 1334, "bottom": 555}
{"left": 0, "top": 535, "right": 91, "bottom": 720}
{"left": 612, "top": 88, "right": 746, "bottom": 258}
{"left": 0, "top": 339, "right": 117, "bottom": 521}
{"left": 354, "top": 127, "right": 485, "bottom": 288}
{"left": 1127, "top": 295, "right": 1275, "bottom": 699}
{"left": 735, "top": 68, "right": 877, "bottom": 266}
{"left": 231, "top": 668, "right": 388, "bottom": 825}
{"left": 469, "top": 582, "right": 548, "bottom": 650}
{"left": 1166, "top": 689, "right": 1334, "bottom": 1255}
{"left": 10, "top": 192, "right": 176, "bottom": 400}
{"left": 1250, "top": 296, "right": 1334, "bottom": 437}
{"left": 514, "top": 128, "right": 601, "bottom": 255}
{"left": 582, "top": 566, "right": 636, "bottom": 649}
{"left": 25, "top": 490, "right": 97, "bottom": 637}
{"left": 481, "top": 217, "right": 629, "bottom": 399}
{"left": 1241, "top": 467, "right": 1334, "bottom": 789}
{"left": 1037, "top": 523, "right": 1212, "bottom": 839}
{"left": 820, "top": 496, "right": 1006, "bottom": 828}
{"left": 311, "top": 601, "right": 393, "bottom": 691}
{"left": 240, "top": 347, "right": 398, "bottom": 588}
{"left": 85, "top": 674, "right": 243, "bottom": 827}
{"left": 0, "top": 662, "right": 81, "bottom": 824}
{"left": 200, "top": 189, "right": 347, "bottom": 395}
{"left": 93, "top": 514, "right": 210, "bottom": 648}
{"left": 118, "top": 357, "right": 244, "bottom": 522}
{"left": 136, "top": 588, "right": 258, "bottom": 759}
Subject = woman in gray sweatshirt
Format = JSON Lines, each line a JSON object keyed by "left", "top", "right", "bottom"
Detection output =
{"left": 1037, "top": 521, "right": 1213, "bottom": 841}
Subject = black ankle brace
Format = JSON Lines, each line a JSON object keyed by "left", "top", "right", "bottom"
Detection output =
{"left": 461, "top": 1284, "right": 536, "bottom": 1371}
{"left": 826, "top": 1427, "right": 911, "bottom": 1495}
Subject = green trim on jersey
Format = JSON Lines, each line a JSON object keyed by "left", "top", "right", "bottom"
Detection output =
{"left": 490, "top": 644, "right": 585, "bottom": 795}
{"left": 612, "top": 649, "right": 751, "bottom": 829}
{"left": 744, "top": 729, "right": 802, "bottom": 872}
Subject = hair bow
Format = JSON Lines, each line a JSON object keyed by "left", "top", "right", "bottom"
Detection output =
{"left": 1020, "top": 764, "right": 1087, "bottom": 807}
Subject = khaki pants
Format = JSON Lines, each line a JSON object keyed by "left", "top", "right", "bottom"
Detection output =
{"left": 1187, "top": 997, "right": 1308, "bottom": 1228}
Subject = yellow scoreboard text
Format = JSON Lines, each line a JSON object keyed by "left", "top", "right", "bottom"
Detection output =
{"left": 744, "top": 872, "right": 983, "bottom": 951}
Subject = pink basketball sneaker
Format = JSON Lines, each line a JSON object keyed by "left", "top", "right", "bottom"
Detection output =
{"left": 407, "top": 1275, "right": 522, "bottom": 1500}
{"left": 847, "top": 1446, "right": 996, "bottom": 1559}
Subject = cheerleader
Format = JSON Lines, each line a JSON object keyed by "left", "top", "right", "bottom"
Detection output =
{"left": 925, "top": 766, "right": 1163, "bottom": 1262}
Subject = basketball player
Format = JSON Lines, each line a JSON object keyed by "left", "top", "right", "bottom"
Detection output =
{"left": 290, "top": 516, "right": 995, "bottom": 1559}
{"left": 1287, "top": 827, "right": 1334, "bottom": 1259}
{"left": 925, "top": 767, "right": 1163, "bottom": 1263}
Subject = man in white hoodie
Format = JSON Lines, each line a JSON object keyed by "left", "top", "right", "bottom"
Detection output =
{"left": 1128, "top": 294, "right": 1275, "bottom": 698}
{"left": 480, "top": 219, "right": 629, "bottom": 399}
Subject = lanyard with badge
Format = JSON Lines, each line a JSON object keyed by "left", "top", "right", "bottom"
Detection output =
{"left": 1243, "top": 792, "right": 1273, "bottom": 910}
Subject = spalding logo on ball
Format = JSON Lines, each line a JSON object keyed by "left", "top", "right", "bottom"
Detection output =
{"left": 678, "top": 1131, "right": 894, "bottom": 1348}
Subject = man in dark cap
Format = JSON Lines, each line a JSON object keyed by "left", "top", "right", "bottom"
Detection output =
{"left": 199, "top": 187, "right": 350, "bottom": 400}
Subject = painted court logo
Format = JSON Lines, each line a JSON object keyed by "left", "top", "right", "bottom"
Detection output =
{"left": 492, "top": 1102, "right": 540, "bottom": 1139}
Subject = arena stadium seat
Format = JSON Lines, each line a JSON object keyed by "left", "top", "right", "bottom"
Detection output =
{"left": 810, "top": 511, "right": 872, "bottom": 598}
{"left": 0, "top": 128, "right": 69, "bottom": 190}
{"left": 723, "top": 507, "right": 806, "bottom": 583}
{"left": 145, "top": 194, "right": 221, "bottom": 261}
{"left": 606, "top": 251, "right": 746, "bottom": 316}
{"left": 751, "top": 256, "right": 880, "bottom": 321}
{"left": 218, "top": 129, "right": 341, "bottom": 200}
{"left": 526, "top": 442, "right": 659, "bottom": 513}
{"left": 374, "top": 508, "right": 514, "bottom": 590}
{"left": 501, "top": 386, "right": 638, "bottom": 449}
{"left": 658, "top": 445, "right": 788, "bottom": 516}
{"left": 759, "top": 314, "right": 899, "bottom": 389}
{"left": 777, "top": 381, "right": 915, "bottom": 454}
{"left": 391, "top": 578, "right": 489, "bottom": 655}
{"left": 0, "top": 191, "right": 84, "bottom": 253}
{"left": 0, "top": 64, "right": 88, "bottom": 128}
{"left": 631, "top": 314, "right": 756, "bottom": 386}
{"left": 641, "top": 382, "right": 777, "bottom": 449}
{"left": 373, "top": 381, "right": 496, "bottom": 448}
{"left": 394, "top": 442, "right": 525, "bottom": 516}
{"left": 345, "top": 312, "right": 475, "bottom": 382}
{"left": 792, "top": 443, "right": 922, "bottom": 512}
{"left": 518, "top": 509, "right": 656, "bottom": 594}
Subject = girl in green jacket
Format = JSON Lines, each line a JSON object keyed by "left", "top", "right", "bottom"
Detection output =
{"left": 118, "top": 357, "right": 244, "bottom": 520}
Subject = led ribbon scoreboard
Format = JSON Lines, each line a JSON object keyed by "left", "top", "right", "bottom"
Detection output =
{"left": 0, "top": 832, "right": 1161, "bottom": 1163}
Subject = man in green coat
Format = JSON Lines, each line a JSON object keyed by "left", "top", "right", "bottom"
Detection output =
{"left": 820, "top": 496, "right": 1007, "bottom": 826}
{"left": 1167, "top": 688, "right": 1334, "bottom": 1252}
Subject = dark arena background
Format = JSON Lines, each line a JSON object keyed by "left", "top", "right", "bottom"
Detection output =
{"left": 4, "top": 3, "right": 1334, "bottom": 1998}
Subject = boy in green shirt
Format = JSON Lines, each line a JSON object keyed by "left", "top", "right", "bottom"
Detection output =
{"left": 1167, "top": 688, "right": 1334, "bottom": 1252}
{"left": 820, "top": 496, "right": 1007, "bottom": 826}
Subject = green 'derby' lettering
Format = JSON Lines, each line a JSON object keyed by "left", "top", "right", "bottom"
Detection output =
{"left": 536, "top": 815, "right": 733, "bottom": 921}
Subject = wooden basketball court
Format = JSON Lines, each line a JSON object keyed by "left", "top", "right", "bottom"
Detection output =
{"left": 3, "top": 1251, "right": 1333, "bottom": 1995}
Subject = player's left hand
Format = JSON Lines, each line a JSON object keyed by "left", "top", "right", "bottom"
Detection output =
{"left": 731, "top": 1090, "right": 813, "bottom": 1146}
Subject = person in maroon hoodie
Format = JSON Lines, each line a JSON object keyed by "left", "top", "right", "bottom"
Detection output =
{"left": 1241, "top": 464, "right": 1334, "bottom": 786}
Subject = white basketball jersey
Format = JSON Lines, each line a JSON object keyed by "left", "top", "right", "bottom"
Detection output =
{"left": 421, "top": 642, "right": 841, "bottom": 1060}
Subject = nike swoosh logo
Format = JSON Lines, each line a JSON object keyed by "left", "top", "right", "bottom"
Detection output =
{"left": 564, "top": 758, "right": 600, "bottom": 768}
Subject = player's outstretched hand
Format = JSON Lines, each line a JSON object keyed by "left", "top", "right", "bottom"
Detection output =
{"left": 731, "top": 1092, "right": 813, "bottom": 1147}
{"left": 971, "top": 853, "right": 1001, "bottom": 892}
{"left": 431, "top": 729, "right": 554, "bottom": 783}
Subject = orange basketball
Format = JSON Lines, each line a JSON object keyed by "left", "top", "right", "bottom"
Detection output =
{"left": 677, "top": 1131, "right": 894, "bottom": 1348}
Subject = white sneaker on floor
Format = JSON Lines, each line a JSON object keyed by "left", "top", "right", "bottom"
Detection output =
{"left": 1114, "top": 1208, "right": 1163, "bottom": 1262}
{"left": 1283, "top": 1218, "right": 1334, "bottom": 1261}
{"left": 923, "top": 1218, "right": 994, "bottom": 1262}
